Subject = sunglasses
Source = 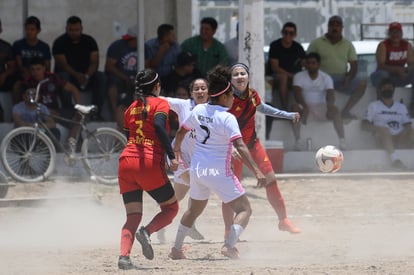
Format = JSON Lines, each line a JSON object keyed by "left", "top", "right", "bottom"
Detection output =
{"left": 282, "top": 30, "right": 295, "bottom": 36}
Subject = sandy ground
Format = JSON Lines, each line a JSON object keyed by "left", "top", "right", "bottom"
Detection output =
{"left": 1, "top": 175, "right": 414, "bottom": 275}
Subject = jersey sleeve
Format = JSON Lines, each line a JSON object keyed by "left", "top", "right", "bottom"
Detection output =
{"left": 225, "top": 114, "right": 242, "bottom": 142}
{"left": 166, "top": 97, "right": 186, "bottom": 114}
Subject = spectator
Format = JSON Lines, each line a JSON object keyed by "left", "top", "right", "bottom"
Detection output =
{"left": 224, "top": 22, "right": 239, "bottom": 65}
{"left": 291, "top": 52, "right": 346, "bottom": 151}
{"left": 22, "top": 57, "right": 81, "bottom": 140}
{"left": 12, "top": 16, "right": 51, "bottom": 104}
{"left": 267, "top": 22, "right": 306, "bottom": 111}
{"left": 161, "top": 51, "right": 201, "bottom": 97}
{"left": 52, "top": 16, "right": 104, "bottom": 119}
{"left": 105, "top": 25, "right": 138, "bottom": 126}
{"left": 145, "top": 24, "right": 181, "bottom": 78}
{"left": 307, "top": 15, "right": 366, "bottom": 119}
{"left": 181, "top": 17, "right": 229, "bottom": 77}
{"left": 370, "top": 21, "right": 414, "bottom": 116}
{"left": 0, "top": 19, "right": 18, "bottom": 121}
{"left": 12, "top": 88, "right": 60, "bottom": 140}
{"left": 362, "top": 78, "right": 413, "bottom": 170}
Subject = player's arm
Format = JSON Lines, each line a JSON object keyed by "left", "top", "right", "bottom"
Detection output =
{"left": 154, "top": 112, "right": 178, "bottom": 171}
{"left": 232, "top": 138, "right": 266, "bottom": 187}
{"left": 256, "top": 102, "right": 299, "bottom": 122}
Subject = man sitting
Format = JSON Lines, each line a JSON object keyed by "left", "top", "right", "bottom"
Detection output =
{"left": 291, "top": 52, "right": 346, "bottom": 151}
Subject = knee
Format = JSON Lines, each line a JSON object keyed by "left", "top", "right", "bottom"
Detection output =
{"left": 161, "top": 200, "right": 179, "bottom": 221}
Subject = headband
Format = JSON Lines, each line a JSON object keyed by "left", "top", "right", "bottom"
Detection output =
{"left": 230, "top": 63, "right": 249, "bottom": 74}
{"left": 210, "top": 82, "right": 231, "bottom": 97}
{"left": 141, "top": 73, "right": 159, "bottom": 86}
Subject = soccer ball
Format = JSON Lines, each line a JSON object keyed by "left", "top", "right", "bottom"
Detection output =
{"left": 315, "top": 145, "right": 343, "bottom": 173}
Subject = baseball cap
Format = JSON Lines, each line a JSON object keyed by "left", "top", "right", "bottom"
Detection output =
{"left": 388, "top": 22, "right": 402, "bottom": 31}
{"left": 176, "top": 51, "right": 196, "bottom": 67}
{"left": 328, "top": 15, "right": 343, "bottom": 25}
{"left": 122, "top": 25, "right": 138, "bottom": 40}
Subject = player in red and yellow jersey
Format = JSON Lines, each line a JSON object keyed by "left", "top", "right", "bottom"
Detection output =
{"left": 117, "top": 69, "right": 179, "bottom": 270}
{"left": 225, "top": 63, "right": 301, "bottom": 235}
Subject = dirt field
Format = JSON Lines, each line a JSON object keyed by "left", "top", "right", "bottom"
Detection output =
{"left": 1, "top": 175, "right": 414, "bottom": 274}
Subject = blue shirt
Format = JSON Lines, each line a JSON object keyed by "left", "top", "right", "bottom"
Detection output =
{"left": 106, "top": 39, "right": 138, "bottom": 77}
{"left": 13, "top": 38, "right": 51, "bottom": 69}
{"left": 12, "top": 101, "right": 50, "bottom": 126}
{"left": 144, "top": 38, "right": 181, "bottom": 78}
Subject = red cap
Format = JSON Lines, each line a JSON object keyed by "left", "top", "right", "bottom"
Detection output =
{"left": 388, "top": 22, "right": 402, "bottom": 31}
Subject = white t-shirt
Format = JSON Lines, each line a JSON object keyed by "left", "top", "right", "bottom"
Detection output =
{"left": 182, "top": 103, "right": 242, "bottom": 176}
{"left": 293, "top": 70, "right": 334, "bottom": 104}
{"left": 365, "top": 100, "right": 411, "bottom": 136}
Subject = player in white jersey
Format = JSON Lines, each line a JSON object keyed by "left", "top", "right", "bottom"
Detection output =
{"left": 164, "top": 78, "right": 209, "bottom": 241}
{"left": 169, "top": 70, "right": 266, "bottom": 260}
{"left": 362, "top": 78, "right": 413, "bottom": 169}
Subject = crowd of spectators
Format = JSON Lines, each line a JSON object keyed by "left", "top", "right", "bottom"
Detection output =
{"left": 0, "top": 14, "right": 413, "bottom": 162}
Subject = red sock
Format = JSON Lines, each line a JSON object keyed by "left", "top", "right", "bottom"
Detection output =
{"left": 120, "top": 213, "right": 142, "bottom": 256}
{"left": 265, "top": 181, "right": 287, "bottom": 221}
{"left": 145, "top": 201, "right": 178, "bottom": 234}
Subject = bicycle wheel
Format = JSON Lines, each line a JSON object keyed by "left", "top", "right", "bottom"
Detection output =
{"left": 0, "top": 127, "right": 56, "bottom": 183}
{"left": 81, "top": 127, "right": 126, "bottom": 185}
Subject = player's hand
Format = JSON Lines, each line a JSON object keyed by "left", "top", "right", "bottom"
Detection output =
{"left": 255, "top": 171, "right": 267, "bottom": 188}
{"left": 292, "top": 112, "right": 300, "bottom": 123}
{"left": 231, "top": 146, "right": 242, "bottom": 160}
{"left": 169, "top": 158, "right": 179, "bottom": 172}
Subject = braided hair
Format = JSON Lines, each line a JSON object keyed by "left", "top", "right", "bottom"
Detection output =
{"left": 135, "top": 68, "right": 160, "bottom": 120}
{"left": 206, "top": 65, "right": 232, "bottom": 102}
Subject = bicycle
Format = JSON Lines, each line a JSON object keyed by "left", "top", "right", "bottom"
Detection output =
{"left": 0, "top": 78, "right": 127, "bottom": 185}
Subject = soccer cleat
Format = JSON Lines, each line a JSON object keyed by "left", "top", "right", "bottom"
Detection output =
{"left": 188, "top": 224, "right": 205, "bottom": 240}
{"left": 168, "top": 247, "right": 187, "bottom": 260}
{"left": 221, "top": 245, "right": 240, "bottom": 260}
{"left": 118, "top": 255, "right": 133, "bottom": 270}
{"left": 136, "top": 227, "right": 154, "bottom": 260}
{"left": 278, "top": 218, "right": 301, "bottom": 234}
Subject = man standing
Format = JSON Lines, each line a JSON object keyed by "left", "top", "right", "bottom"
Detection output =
{"left": 307, "top": 15, "right": 366, "bottom": 119}
{"left": 370, "top": 22, "right": 414, "bottom": 116}
{"left": 181, "top": 17, "right": 229, "bottom": 77}
{"left": 52, "top": 16, "right": 104, "bottom": 118}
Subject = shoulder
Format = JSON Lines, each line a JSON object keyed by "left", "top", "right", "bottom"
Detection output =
{"left": 12, "top": 38, "right": 25, "bottom": 47}
{"left": 145, "top": 38, "right": 158, "bottom": 47}
{"left": 53, "top": 34, "right": 67, "bottom": 45}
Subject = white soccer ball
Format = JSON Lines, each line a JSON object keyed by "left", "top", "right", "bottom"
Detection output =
{"left": 315, "top": 145, "right": 343, "bottom": 173}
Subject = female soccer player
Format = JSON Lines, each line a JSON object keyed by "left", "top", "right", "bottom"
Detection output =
{"left": 169, "top": 69, "right": 266, "bottom": 260}
{"left": 117, "top": 69, "right": 179, "bottom": 269}
{"left": 164, "top": 78, "right": 210, "bottom": 240}
{"left": 224, "top": 63, "right": 301, "bottom": 236}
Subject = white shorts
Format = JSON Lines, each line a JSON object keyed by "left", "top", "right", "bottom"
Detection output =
{"left": 189, "top": 168, "right": 245, "bottom": 204}
{"left": 173, "top": 168, "right": 189, "bottom": 186}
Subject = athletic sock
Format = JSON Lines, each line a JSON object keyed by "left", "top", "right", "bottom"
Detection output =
{"left": 222, "top": 202, "right": 234, "bottom": 238}
{"left": 120, "top": 213, "right": 142, "bottom": 256}
{"left": 266, "top": 181, "right": 287, "bottom": 221}
{"left": 145, "top": 201, "right": 179, "bottom": 234}
{"left": 224, "top": 224, "right": 244, "bottom": 248}
{"left": 174, "top": 223, "right": 191, "bottom": 250}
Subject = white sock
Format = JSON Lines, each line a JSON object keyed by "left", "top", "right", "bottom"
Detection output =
{"left": 390, "top": 152, "right": 398, "bottom": 162}
{"left": 174, "top": 223, "right": 191, "bottom": 250}
{"left": 224, "top": 224, "right": 244, "bottom": 248}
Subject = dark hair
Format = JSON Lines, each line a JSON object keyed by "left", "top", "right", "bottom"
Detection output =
{"left": 306, "top": 52, "right": 321, "bottom": 63}
{"left": 25, "top": 16, "right": 41, "bottom": 30}
{"left": 135, "top": 69, "right": 160, "bottom": 120}
{"left": 206, "top": 66, "right": 231, "bottom": 101}
{"left": 29, "top": 57, "right": 46, "bottom": 67}
{"left": 282, "top": 22, "right": 297, "bottom": 33}
{"left": 157, "top": 24, "right": 174, "bottom": 40}
{"left": 379, "top": 78, "right": 395, "bottom": 89}
{"left": 201, "top": 17, "right": 218, "bottom": 31}
{"left": 66, "top": 16, "right": 82, "bottom": 25}
{"left": 189, "top": 78, "right": 209, "bottom": 92}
